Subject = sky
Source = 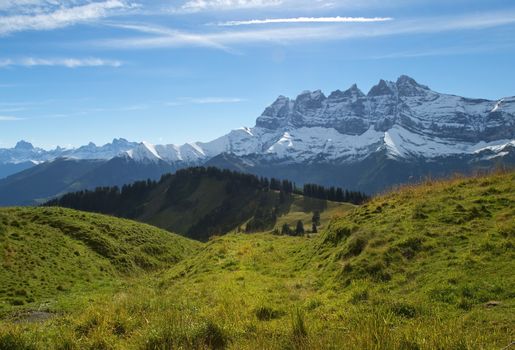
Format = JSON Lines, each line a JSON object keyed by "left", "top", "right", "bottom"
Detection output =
{"left": 1, "top": 0, "right": 515, "bottom": 149}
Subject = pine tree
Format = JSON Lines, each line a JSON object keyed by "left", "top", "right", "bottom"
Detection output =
{"left": 312, "top": 211, "right": 321, "bottom": 227}
{"left": 311, "top": 222, "right": 318, "bottom": 233}
{"left": 281, "top": 223, "right": 291, "bottom": 235}
{"left": 295, "top": 220, "right": 305, "bottom": 236}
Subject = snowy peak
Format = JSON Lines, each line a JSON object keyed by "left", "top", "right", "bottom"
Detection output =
{"left": 368, "top": 79, "right": 397, "bottom": 96}
{"left": 125, "top": 142, "right": 163, "bottom": 163}
{"left": 0, "top": 138, "right": 138, "bottom": 165}
{"left": 396, "top": 75, "right": 430, "bottom": 96}
{"left": 256, "top": 95, "right": 292, "bottom": 129}
{"left": 14, "top": 140, "right": 34, "bottom": 151}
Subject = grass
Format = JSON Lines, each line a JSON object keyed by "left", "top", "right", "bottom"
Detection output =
{"left": 0, "top": 207, "right": 200, "bottom": 315}
{"left": 273, "top": 194, "right": 354, "bottom": 233}
{"left": 0, "top": 171, "right": 514, "bottom": 349}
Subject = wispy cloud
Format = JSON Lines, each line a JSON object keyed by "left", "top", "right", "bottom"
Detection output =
{"left": 177, "top": 0, "right": 282, "bottom": 13}
{"left": 0, "top": 0, "right": 132, "bottom": 35}
{"left": 0, "top": 57, "right": 123, "bottom": 68}
{"left": 106, "top": 22, "right": 233, "bottom": 51}
{"left": 217, "top": 16, "right": 393, "bottom": 26}
{"left": 166, "top": 97, "right": 246, "bottom": 106}
{"left": 0, "top": 115, "right": 23, "bottom": 121}
{"left": 95, "top": 9, "right": 515, "bottom": 51}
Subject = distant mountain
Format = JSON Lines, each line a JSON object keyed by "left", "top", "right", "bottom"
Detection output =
{"left": 0, "top": 138, "right": 138, "bottom": 179}
{"left": 120, "top": 75, "right": 515, "bottom": 192}
{"left": 0, "top": 156, "right": 175, "bottom": 206}
{"left": 2, "top": 75, "right": 514, "bottom": 199}
{"left": 0, "top": 161, "right": 35, "bottom": 179}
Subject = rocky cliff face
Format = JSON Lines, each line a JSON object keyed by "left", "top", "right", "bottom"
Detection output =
{"left": 255, "top": 75, "right": 514, "bottom": 143}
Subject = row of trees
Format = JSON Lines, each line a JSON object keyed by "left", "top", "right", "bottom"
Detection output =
{"left": 46, "top": 167, "right": 369, "bottom": 215}
{"left": 303, "top": 183, "right": 368, "bottom": 205}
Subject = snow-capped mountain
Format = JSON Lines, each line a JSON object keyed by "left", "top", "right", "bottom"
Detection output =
{"left": 0, "top": 138, "right": 139, "bottom": 179}
{"left": 2, "top": 75, "right": 514, "bottom": 195}
{"left": 0, "top": 138, "right": 138, "bottom": 165}
{"left": 124, "top": 75, "right": 514, "bottom": 165}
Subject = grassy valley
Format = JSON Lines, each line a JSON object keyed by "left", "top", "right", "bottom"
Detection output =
{"left": 0, "top": 171, "right": 513, "bottom": 349}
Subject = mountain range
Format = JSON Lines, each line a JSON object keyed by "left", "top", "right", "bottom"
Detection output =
{"left": 1, "top": 75, "right": 513, "bottom": 204}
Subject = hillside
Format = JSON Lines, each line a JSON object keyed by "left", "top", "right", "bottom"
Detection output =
{"left": 0, "top": 171, "right": 513, "bottom": 349}
{"left": 0, "top": 207, "right": 200, "bottom": 314}
{"left": 47, "top": 167, "right": 362, "bottom": 241}
{"left": 0, "top": 157, "right": 177, "bottom": 206}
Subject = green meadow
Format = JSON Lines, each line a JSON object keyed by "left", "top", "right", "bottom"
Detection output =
{"left": 0, "top": 171, "right": 513, "bottom": 349}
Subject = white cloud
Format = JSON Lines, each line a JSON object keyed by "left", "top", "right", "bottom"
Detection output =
{"left": 96, "top": 9, "right": 515, "bottom": 50}
{"left": 0, "top": 0, "right": 131, "bottom": 35}
{"left": 178, "top": 0, "right": 283, "bottom": 13}
{"left": 217, "top": 16, "right": 393, "bottom": 26}
{"left": 167, "top": 97, "right": 246, "bottom": 106}
{"left": 0, "top": 115, "right": 23, "bottom": 121}
{"left": 0, "top": 57, "right": 123, "bottom": 68}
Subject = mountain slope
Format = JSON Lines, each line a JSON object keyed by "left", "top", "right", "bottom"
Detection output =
{"left": 47, "top": 167, "right": 358, "bottom": 241}
{"left": 0, "top": 207, "right": 200, "bottom": 313}
{"left": 0, "top": 156, "right": 176, "bottom": 206}
{"left": 0, "top": 171, "right": 512, "bottom": 349}
{"left": 0, "top": 161, "right": 35, "bottom": 180}
{"left": 208, "top": 146, "right": 515, "bottom": 193}
{"left": 0, "top": 158, "right": 104, "bottom": 206}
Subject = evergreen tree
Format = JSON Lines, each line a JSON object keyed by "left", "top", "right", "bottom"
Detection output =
{"left": 312, "top": 211, "right": 321, "bottom": 227}
{"left": 312, "top": 222, "right": 318, "bottom": 233}
{"left": 295, "top": 220, "right": 305, "bottom": 236}
{"left": 281, "top": 223, "right": 291, "bottom": 235}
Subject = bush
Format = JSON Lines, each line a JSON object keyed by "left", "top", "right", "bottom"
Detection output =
{"left": 323, "top": 224, "right": 353, "bottom": 246}
{"left": 396, "top": 236, "right": 425, "bottom": 259}
{"left": 254, "top": 305, "right": 284, "bottom": 321}
{"left": 193, "top": 320, "right": 228, "bottom": 350}
{"left": 291, "top": 308, "right": 307, "bottom": 340}
{"left": 0, "top": 331, "right": 36, "bottom": 350}
{"left": 390, "top": 302, "right": 418, "bottom": 318}
{"left": 350, "top": 289, "right": 369, "bottom": 304}
{"left": 365, "top": 262, "right": 391, "bottom": 282}
{"left": 345, "top": 236, "right": 368, "bottom": 257}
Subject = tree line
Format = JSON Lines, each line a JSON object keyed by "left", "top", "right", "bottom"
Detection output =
{"left": 302, "top": 183, "right": 368, "bottom": 205}
{"left": 45, "top": 166, "right": 369, "bottom": 211}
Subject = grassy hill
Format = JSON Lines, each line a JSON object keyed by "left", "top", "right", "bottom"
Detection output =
{"left": 0, "top": 207, "right": 200, "bottom": 315}
{"left": 0, "top": 171, "right": 513, "bottom": 349}
{"left": 47, "top": 167, "right": 360, "bottom": 241}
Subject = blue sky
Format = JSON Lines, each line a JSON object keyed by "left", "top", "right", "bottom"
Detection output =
{"left": 1, "top": 0, "right": 515, "bottom": 149}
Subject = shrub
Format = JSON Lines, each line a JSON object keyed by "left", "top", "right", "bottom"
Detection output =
{"left": 390, "top": 302, "right": 418, "bottom": 318}
{"left": 254, "top": 305, "right": 284, "bottom": 321}
{"left": 0, "top": 331, "right": 36, "bottom": 350}
{"left": 396, "top": 236, "right": 425, "bottom": 259}
{"left": 350, "top": 288, "right": 369, "bottom": 304}
{"left": 193, "top": 320, "right": 228, "bottom": 350}
{"left": 345, "top": 236, "right": 368, "bottom": 257}
{"left": 323, "top": 224, "right": 353, "bottom": 246}
{"left": 365, "top": 262, "right": 391, "bottom": 282}
{"left": 291, "top": 308, "right": 307, "bottom": 340}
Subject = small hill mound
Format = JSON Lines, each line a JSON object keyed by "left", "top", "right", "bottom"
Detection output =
{"left": 0, "top": 207, "right": 199, "bottom": 312}
{"left": 317, "top": 171, "right": 514, "bottom": 309}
